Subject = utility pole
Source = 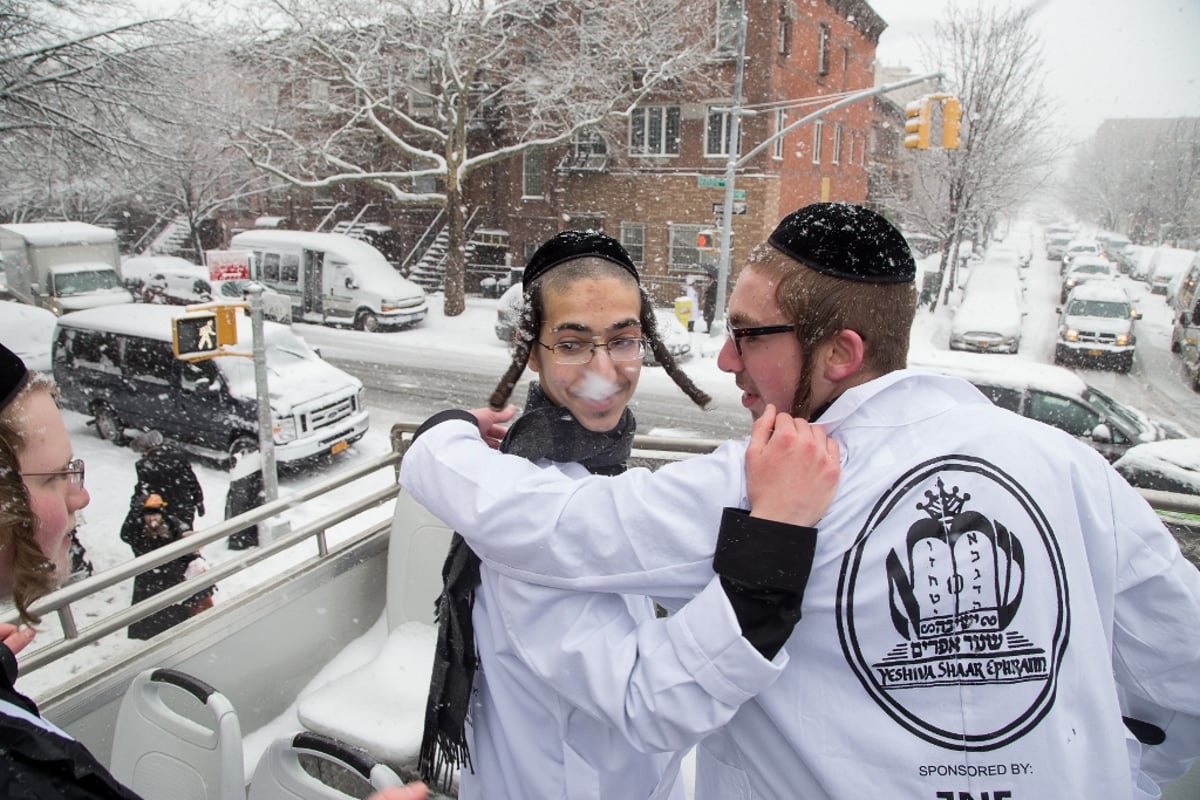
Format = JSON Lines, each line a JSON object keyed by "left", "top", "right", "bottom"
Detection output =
{"left": 248, "top": 284, "right": 278, "bottom": 502}
{"left": 714, "top": 70, "right": 946, "bottom": 318}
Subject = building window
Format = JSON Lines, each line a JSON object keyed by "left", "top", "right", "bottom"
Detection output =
{"left": 668, "top": 223, "right": 706, "bottom": 271}
{"left": 523, "top": 149, "right": 545, "bottom": 198}
{"left": 817, "top": 23, "right": 831, "bottom": 76}
{"left": 773, "top": 108, "right": 787, "bottom": 159}
{"left": 832, "top": 123, "right": 842, "bottom": 165}
{"left": 619, "top": 223, "right": 645, "bottom": 268}
{"left": 716, "top": 0, "right": 742, "bottom": 54}
{"left": 557, "top": 129, "right": 609, "bottom": 173}
{"left": 777, "top": 12, "right": 790, "bottom": 55}
{"left": 842, "top": 45, "right": 851, "bottom": 83}
{"left": 309, "top": 78, "right": 330, "bottom": 106}
{"left": 630, "top": 105, "right": 680, "bottom": 156}
{"left": 706, "top": 106, "right": 739, "bottom": 157}
{"left": 410, "top": 63, "right": 434, "bottom": 118}
{"left": 812, "top": 120, "right": 823, "bottom": 164}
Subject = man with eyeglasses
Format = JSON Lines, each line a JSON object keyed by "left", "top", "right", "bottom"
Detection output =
{"left": 415, "top": 229, "right": 838, "bottom": 799}
{"left": 400, "top": 203, "right": 1200, "bottom": 798}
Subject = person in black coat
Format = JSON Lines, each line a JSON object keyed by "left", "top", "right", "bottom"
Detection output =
{"left": 120, "top": 494, "right": 206, "bottom": 641}
{"left": 130, "top": 431, "right": 205, "bottom": 530}
{"left": 224, "top": 450, "right": 265, "bottom": 550}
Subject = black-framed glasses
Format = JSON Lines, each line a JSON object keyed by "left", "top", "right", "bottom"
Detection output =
{"left": 537, "top": 337, "right": 648, "bottom": 365}
{"left": 22, "top": 458, "right": 86, "bottom": 489}
{"left": 725, "top": 320, "right": 798, "bottom": 355}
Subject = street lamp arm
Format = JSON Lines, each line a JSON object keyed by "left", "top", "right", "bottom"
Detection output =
{"left": 733, "top": 71, "right": 944, "bottom": 169}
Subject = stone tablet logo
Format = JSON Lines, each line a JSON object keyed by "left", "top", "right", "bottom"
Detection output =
{"left": 837, "top": 455, "right": 1070, "bottom": 750}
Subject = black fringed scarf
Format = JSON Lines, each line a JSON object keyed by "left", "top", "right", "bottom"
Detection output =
{"left": 418, "top": 383, "right": 635, "bottom": 792}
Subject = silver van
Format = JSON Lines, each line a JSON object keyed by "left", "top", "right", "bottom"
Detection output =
{"left": 228, "top": 230, "right": 427, "bottom": 332}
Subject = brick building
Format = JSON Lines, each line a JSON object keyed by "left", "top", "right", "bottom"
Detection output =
{"left": 476, "top": 0, "right": 887, "bottom": 301}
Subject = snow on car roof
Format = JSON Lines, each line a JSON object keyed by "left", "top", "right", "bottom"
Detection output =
{"left": 1065, "top": 281, "right": 1130, "bottom": 302}
{"left": 909, "top": 351, "right": 1089, "bottom": 397}
{"left": 1114, "top": 438, "right": 1200, "bottom": 480}
{"left": 0, "top": 221, "right": 118, "bottom": 246}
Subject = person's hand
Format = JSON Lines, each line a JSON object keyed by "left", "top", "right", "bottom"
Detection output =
{"left": 468, "top": 405, "right": 516, "bottom": 449}
{"left": 367, "top": 782, "right": 428, "bottom": 800}
{"left": 745, "top": 404, "right": 840, "bottom": 527}
{"left": 0, "top": 624, "right": 36, "bottom": 658}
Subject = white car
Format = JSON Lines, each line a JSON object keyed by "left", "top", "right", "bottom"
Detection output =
{"left": 0, "top": 299, "right": 57, "bottom": 371}
{"left": 121, "top": 255, "right": 213, "bottom": 305}
{"left": 1146, "top": 246, "right": 1198, "bottom": 296}
{"left": 1054, "top": 281, "right": 1139, "bottom": 373}
{"left": 1059, "top": 256, "right": 1114, "bottom": 302}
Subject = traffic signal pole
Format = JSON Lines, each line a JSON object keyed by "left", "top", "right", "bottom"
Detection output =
{"left": 248, "top": 284, "right": 278, "bottom": 503}
{"left": 713, "top": 68, "right": 946, "bottom": 325}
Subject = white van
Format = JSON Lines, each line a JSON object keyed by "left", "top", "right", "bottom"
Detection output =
{"left": 52, "top": 304, "right": 370, "bottom": 465}
{"left": 228, "top": 230, "right": 427, "bottom": 332}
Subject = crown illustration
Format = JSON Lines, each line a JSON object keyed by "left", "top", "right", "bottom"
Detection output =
{"left": 886, "top": 477, "right": 1026, "bottom": 641}
{"left": 916, "top": 478, "right": 970, "bottom": 525}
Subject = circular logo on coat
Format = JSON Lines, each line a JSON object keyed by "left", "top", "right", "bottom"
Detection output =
{"left": 836, "top": 455, "right": 1069, "bottom": 750}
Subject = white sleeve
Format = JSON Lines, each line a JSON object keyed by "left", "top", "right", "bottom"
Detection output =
{"left": 491, "top": 571, "right": 783, "bottom": 753}
{"left": 399, "top": 418, "right": 750, "bottom": 598}
{"left": 1106, "top": 469, "right": 1200, "bottom": 787}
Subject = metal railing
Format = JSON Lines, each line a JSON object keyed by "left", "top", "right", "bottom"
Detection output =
{"left": 9, "top": 422, "right": 1196, "bottom": 676}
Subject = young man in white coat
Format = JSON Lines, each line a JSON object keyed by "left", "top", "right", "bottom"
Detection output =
{"left": 399, "top": 202, "right": 1200, "bottom": 799}
{"left": 413, "top": 230, "right": 840, "bottom": 800}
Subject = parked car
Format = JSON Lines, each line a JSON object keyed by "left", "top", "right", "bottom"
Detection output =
{"left": 949, "top": 259, "right": 1024, "bottom": 353}
{"left": 911, "top": 354, "right": 1181, "bottom": 463}
{"left": 0, "top": 298, "right": 57, "bottom": 371}
{"left": 211, "top": 279, "right": 294, "bottom": 323}
{"left": 1126, "top": 245, "right": 1155, "bottom": 280}
{"left": 1146, "top": 246, "right": 1198, "bottom": 295}
{"left": 1059, "top": 256, "right": 1114, "bottom": 302}
{"left": 121, "top": 256, "right": 213, "bottom": 305}
{"left": 494, "top": 282, "right": 523, "bottom": 345}
{"left": 1045, "top": 230, "right": 1074, "bottom": 260}
{"left": 1054, "top": 282, "right": 1139, "bottom": 372}
{"left": 1114, "top": 438, "right": 1200, "bottom": 496}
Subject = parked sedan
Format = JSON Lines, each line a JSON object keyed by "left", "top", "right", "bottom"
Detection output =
{"left": 1114, "top": 438, "right": 1200, "bottom": 496}
{"left": 911, "top": 354, "right": 1182, "bottom": 463}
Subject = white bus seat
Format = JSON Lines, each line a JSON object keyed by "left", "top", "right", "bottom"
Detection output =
{"left": 385, "top": 489, "right": 456, "bottom": 628}
{"left": 111, "top": 668, "right": 245, "bottom": 800}
{"left": 295, "top": 489, "right": 452, "bottom": 770}
{"left": 247, "top": 731, "right": 404, "bottom": 800}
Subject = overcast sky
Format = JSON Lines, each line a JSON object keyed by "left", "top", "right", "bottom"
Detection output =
{"left": 867, "top": 0, "right": 1200, "bottom": 144}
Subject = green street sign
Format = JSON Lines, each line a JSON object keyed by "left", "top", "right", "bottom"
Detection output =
{"left": 696, "top": 177, "right": 745, "bottom": 199}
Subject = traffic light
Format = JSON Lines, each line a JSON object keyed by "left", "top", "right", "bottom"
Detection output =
{"left": 696, "top": 229, "right": 719, "bottom": 251}
{"left": 904, "top": 97, "right": 931, "bottom": 150}
{"left": 940, "top": 97, "right": 963, "bottom": 149}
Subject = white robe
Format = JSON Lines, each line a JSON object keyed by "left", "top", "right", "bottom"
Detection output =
{"left": 455, "top": 457, "right": 787, "bottom": 800}
{"left": 400, "top": 369, "right": 1200, "bottom": 799}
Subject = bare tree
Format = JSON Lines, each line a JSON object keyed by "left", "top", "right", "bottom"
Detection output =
{"left": 230, "top": 0, "right": 718, "bottom": 315}
{"left": 0, "top": 0, "right": 193, "bottom": 218}
{"left": 902, "top": 4, "right": 1065, "bottom": 308}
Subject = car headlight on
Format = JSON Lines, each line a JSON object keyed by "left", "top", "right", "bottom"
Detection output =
{"left": 1116, "top": 333, "right": 1133, "bottom": 346}
{"left": 273, "top": 416, "right": 298, "bottom": 444}
{"left": 1063, "top": 327, "right": 1080, "bottom": 342}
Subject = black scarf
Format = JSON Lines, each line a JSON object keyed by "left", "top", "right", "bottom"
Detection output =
{"left": 418, "top": 384, "right": 635, "bottom": 792}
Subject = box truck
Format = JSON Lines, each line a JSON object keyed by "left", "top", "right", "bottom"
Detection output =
{"left": 0, "top": 221, "right": 133, "bottom": 314}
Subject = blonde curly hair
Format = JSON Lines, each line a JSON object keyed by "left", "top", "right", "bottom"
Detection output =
{"left": 0, "top": 375, "right": 64, "bottom": 625}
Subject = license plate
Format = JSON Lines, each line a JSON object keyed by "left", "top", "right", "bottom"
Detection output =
{"left": 1087, "top": 349, "right": 1104, "bottom": 357}
{"left": 331, "top": 440, "right": 349, "bottom": 454}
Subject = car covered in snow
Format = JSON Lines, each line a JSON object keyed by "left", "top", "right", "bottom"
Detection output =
{"left": 121, "top": 255, "right": 213, "bottom": 305}
{"left": 949, "top": 259, "right": 1025, "bottom": 354}
{"left": 911, "top": 353, "right": 1182, "bottom": 463}
{"left": 1146, "top": 246, "right": 1198, "bottom": 296}
{"left": 1114, "top": 438, "right": 1200, "bottom": 496}
{"left": 1059, "top": 255, "right": 1115, "bottom": 302}
{"left": 0, "top": 299, "right": 57, "bottom": 372}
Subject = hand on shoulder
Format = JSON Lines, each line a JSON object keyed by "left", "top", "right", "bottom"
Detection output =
{"left": 468, "top": 404, "right": 517, "bottom": 449}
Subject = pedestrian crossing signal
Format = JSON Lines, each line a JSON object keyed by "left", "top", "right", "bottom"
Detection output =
{"left": 173, "top": 313, "right": 220, "bottom": 360}
{"left": 696, "top": 230, "right": 719, "bottom": 251}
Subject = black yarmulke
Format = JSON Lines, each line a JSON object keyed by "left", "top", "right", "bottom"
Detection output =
{"left": 0, "top": 341, "right": 30, "bottom": 414}
{"left": 523, "top": 230, "right": 639, "bottom": 288}
{"left": 767, "top": 203, "right": 915, "bottom": 284}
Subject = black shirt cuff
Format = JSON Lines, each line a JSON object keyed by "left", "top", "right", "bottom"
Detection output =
{"left": 413, "top": 409, "right": 478, "bottom": 440}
